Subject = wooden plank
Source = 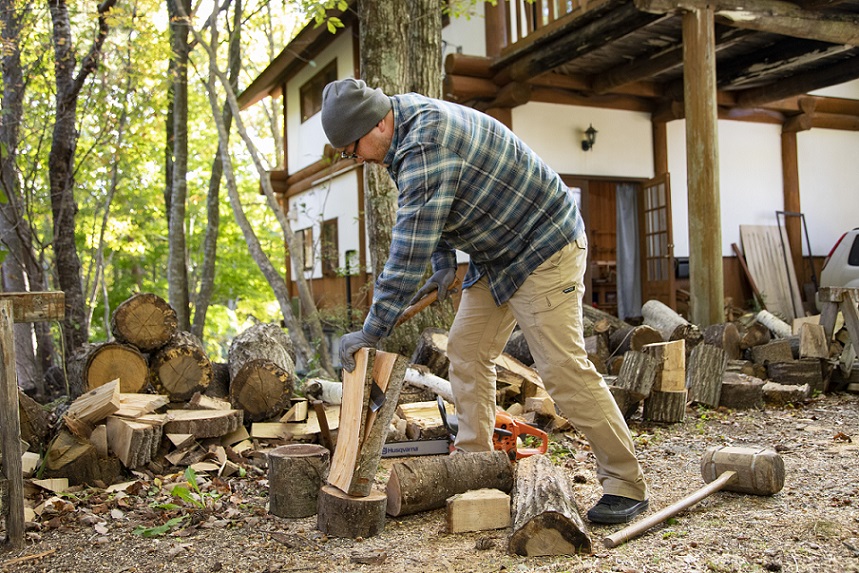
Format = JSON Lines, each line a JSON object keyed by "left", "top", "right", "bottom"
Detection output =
{"left": 0, "top": 292, "right": 65, "bottom": 323}
{"left": 0, "top": 299, "right": 24, "bottom": 548}
{"left": 740, "top": 225, "right": 803, "bottom": 320}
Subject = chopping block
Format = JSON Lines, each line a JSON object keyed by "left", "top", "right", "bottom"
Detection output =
{"left": 603, "top": 445, "right": 785, "bottom": 548}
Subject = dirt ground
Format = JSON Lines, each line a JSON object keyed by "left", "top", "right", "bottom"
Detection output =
{"left": 2, "top": 391, "right": 858, "bottom": 573}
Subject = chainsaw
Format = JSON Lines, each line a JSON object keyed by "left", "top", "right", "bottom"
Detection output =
{"left": 381, "top": 395, "right": 549, "bottom": 459}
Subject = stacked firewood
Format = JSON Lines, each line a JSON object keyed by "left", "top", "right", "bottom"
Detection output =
{"left": 37, "top": 292, "right": 298, "bottom": 486}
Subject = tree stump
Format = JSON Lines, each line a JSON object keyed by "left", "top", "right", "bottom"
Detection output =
{"left": 228, "top": 323, "right": 295, "bottom": 422}
{"left": 150, "top": 331, "right": 213, "bottom": 401}
{"left": 719, "top": 372, "right": 765, "bottom": 409}
{"left": 509, "top": 454, "right": 591, "bottom": 556}
{"left": 68, "top": 342, "right": 149, "bottom": 398}
{"left": 643, "top": 390, "right": 687, "bottom": 423}
{"left": 110, "top": 292, "right": 178, "bottom": 352}
{"left": 268, "top": 444, "right": 330, "bottom": 518}
{"left": 317, "top": 485, "right": 386, "bottom": 538}
{"left": 686, "top": 344, "right": 727, "bottom": 408}
{"left": 410, "top": 327, "right": 450, "bottom": 378}
{"left": 766, "top": 359, "right": 825, "bottom": 392}
{"left": 386, "top": 450, "right": 514, "bottom": 517}
{"left": 703, "top": 323, "right": 741, "bottom": 360}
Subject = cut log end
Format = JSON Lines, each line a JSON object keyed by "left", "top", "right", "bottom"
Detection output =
{"left": 509, "top": 512, "right": 592, "bottom": 556}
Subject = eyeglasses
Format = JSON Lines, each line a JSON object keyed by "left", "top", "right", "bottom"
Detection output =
{"left": 340, "top": 137, "right": 361, "bottom": 160}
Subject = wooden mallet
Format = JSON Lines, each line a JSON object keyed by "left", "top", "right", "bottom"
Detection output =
{"left": 603, "top": 445, "right": 785, "bottom": 548}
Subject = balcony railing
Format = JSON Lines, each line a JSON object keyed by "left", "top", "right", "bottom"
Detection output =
{"left": 502, "top": 0, "right": 583, "bottom": 46}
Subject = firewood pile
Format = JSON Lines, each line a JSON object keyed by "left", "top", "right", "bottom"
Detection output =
{"left": 13, "top": 289, "right": 858, "bottom": 548}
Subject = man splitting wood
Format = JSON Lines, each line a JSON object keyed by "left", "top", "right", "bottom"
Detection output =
{"left": 321, "top": 78, "right": 648, "bottom": 524}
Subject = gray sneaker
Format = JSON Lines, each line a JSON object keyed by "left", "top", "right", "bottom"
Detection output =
{"left": 586, "top": 494, "right": 649, "bottom": 524}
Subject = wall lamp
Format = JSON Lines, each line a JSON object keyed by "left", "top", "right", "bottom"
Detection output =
{"left": 581, "top": 124, "right": 598, "bottom": 151}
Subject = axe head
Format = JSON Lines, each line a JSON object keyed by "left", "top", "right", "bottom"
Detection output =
{"left": 700, "top": 446, "right": 785, "bottom": 496}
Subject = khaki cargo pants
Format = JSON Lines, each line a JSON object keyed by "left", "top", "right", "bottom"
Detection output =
{"left": 447, "top": 236, "right": 648, "bottom": 501}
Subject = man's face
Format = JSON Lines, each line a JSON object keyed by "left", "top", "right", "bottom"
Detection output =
{"left": 338, "top": 118, "right": 392, "bottom": 165}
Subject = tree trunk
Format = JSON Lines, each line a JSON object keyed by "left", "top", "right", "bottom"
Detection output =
{"left": 167, "top": 0, "right": 192, "bottom": 330}
{"left": 48, "top": 0, "right": 117, "bottom": 365}
{"left": 182, "top": 1, "right": 334, "bottom": 377}
{"left": 192, "top": 0, "right": 242, "bottom": 340}
{"left": 268, "top": 444, "right": 330, "bottom": 518}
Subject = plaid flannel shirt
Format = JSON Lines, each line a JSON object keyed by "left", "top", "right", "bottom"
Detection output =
{"left": 363, "top": 93, "right": 584, "bottom": 338}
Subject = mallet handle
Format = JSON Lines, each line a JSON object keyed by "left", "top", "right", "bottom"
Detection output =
{"left": 602, "top": 470, "right": 737, "bottom": 549}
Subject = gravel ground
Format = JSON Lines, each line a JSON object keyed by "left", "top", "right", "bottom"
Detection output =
{"left": 2, "top": 392, "right": 858, "bottom": 573}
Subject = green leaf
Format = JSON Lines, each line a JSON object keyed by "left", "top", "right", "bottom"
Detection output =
{"left": 184, "top": 467, "right": 201, "bottom": 494}
{"left": 172, "top": 485, "right": 205, "bottom": 509}
{"left": 133, "top": 516, "right": 188, "bottom": 537}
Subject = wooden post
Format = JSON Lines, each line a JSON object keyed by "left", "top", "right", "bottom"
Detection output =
{"left": 683, "top": 7, "right": 724, "bottom": 327}
{"left": 0, "top": 291, "right": 65, "bottom": 548}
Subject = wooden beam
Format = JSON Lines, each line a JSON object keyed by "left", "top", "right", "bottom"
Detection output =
{"left": 445, "top": 54, "right": 494, "bottom": 78}
{"left": 717, "top": 38, "right": 854, "bottom": 90}
{"left": 443, "top": 74, "right": 499, "bottom": 102}
{"left": 0, "top": 300, "right": 24, "bottom": 548}
{"left": 496, "top": 4, "right": 667, "bottom": 83}
{"left": 636, "top": 0, "right": 859, "bottom": 45}
{"left": 781, "top": 132, "right": 804, "bottom": 281}
{"left": 530, "top": 86, "right": 655, "bottom": 113}
{"left": 684, "top": 7, "right": 725, "bottom": 327}
{"left": 0, "top": 292, "right": 65, "bottom": 323}
{"left": 736, "top": 55, "right": 859, "bottom": 108}
{"left": 592, "top": 26, "right": 753, "bottom": 95}
{"left": 484, "top": 1, "right": 508, "bottom": 58}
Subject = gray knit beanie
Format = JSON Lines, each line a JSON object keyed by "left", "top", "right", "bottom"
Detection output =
{"left": 321, "top": 78, "right": 392, "bottom": 149}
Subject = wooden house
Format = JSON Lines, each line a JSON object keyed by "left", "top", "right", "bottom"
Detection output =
{"left": 238, "top": 0, "right": 859, "bottom": 323}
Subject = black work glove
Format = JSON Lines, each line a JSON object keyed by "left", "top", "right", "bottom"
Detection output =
{"left": 339, "top": 330, "right": 381, "bottom": 372}
{"left": 409, "top": 268, "right": 458, "bottom": 305}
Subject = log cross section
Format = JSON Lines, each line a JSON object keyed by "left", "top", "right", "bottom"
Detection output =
{"left": 0, "top": 292, "right": 65, "bottom": 549}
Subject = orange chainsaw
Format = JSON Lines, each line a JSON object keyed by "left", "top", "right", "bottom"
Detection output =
{"left": 437, "top": 396, "right": 549, "bottom": 460}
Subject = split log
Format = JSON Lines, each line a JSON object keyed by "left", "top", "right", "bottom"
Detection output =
{"left": 643, "top": 340, "right": 686, "bottom": 392}
{"left": 446, "top": 489, "right": 511, "bottom": 533}
{"left": 268, "top": 444, "right": 330, "bottom": 518}
{"left": 495, "top": 353, "right": 546, "bottom": 401}
{"left": 328, "top": 349, "right": 408, "bottom": 497}
{"left": 749, "top": 340, "right": 793, "bottom": 365}
{"left": 106, "top": 415, "right": 163, "bottom": 468}
{"left": 162, "top": 408, "right": 243, "bottom": 438}
{"left": 150, "top": 332, "right": 213, "bottom": 401}
{"left": 703, "top": 323, "right": 741, "bottom": 360}
{"left": 386, "top": 450, "right": 513, "bottom": 517}
{"left": 397, "top": 400, "right": 450, "bottom": 440}
{"left": 642, "top": 299, "right": 701, "bottom": 347}
{"left": 719, "top": 373, "right": 765, "bottom": 409}
{"left": 799, "top": 323, "right": 829, "bottom": 359}
{"left": 686, "top": 344, "right": 727, "bottom": 408}
{"left": 317, "top": 485, "right": 387, "bottom": 538}
{"left": 642, "top": 390, "right": 687, "bottom": 423}
{"left": 228, "top": 323, "right": 296, "bottom": 422}
{"left": 65, "top": 379, "right": 120, "bottom": 426}
{"left": 410, "top": 327, "right": 450, "bottom": 378}
{"left": 68, "top": 342, "right": 149, "bottom": 398}
{"left": 755, "top": 310, "right": 792, "bottom": 338}
{"left": 766, "top": 359, "right": 825, "bottom": 392}
{"left": 508, "top": 454, "right": 591, "bottom": 556}
{"left": 110, "top": 292, "right": 178, "bottom": 352}
{"left": 615, "top": 351, "right": 658, "bottom": 401}
{"left": 42, "top": 429, "right": 121, "bottom": 486}
{"left": 114, "top": 393, "right": 169, "bottom": 418}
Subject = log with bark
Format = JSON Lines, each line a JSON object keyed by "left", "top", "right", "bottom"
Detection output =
{"left": 739, "top": 322, "right": 772, "bottom": 350}
{"left": 719, "top": 372, "right": 765, "bottom": 409}
{"left": 508, "top": 454, "right": 591, "bottom": 556}
{"left": 19, "top": 389, "right": 51, "bottom": 450}
{"left": 110, "top": 292, "right": 178, "bottom": 352}
{"left": 268, "top": 444, "right": 330, "bottom": 518}
{"left": 386, "top": 450, "right": 514, "bottom": 517}
{"left": 766, "top": 359, "right": 825, "bottom": 392}
{"left": 228, "top": 323, "right": 296, "bottom": 422}
{"left": 755, "top": 310, "right": 793, "bottom": 339}
{"left": 703, "top": 322, "right": 741, "bottom": 360}
{"left": 615, "top": 351, "right": 658, "bottom": 401}
{"left": 642, "top": 390, "right": 687, "bottom": 423}
{"left": 686, "top": 344, "right": 728, "bottom": 408}
{"left": 409, "top": 327, "right": 450, "bottom": 378}
{"left": 643, "top": 340, "right": 686, "bottom": 392}
{"left": 642, "top": 299, "right": 702, "bottom": 348}
{"left": 68, "top": 342, "right": 149, "bottom": 398}
{"left": 149, "top": 331, "right": 213, "bottom": 401}
{"left": 317, "top": 485, "right": 387, "bottom": 538}
{"left": 609, "top": 324, "right": 663, "bottom": 356}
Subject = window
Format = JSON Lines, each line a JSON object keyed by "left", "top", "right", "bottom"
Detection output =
{"left": 321, "top": 219, "right": 339, "bottom": 277}
{"left": 300, "top": 61, "right": 338, "bottom": 123}
{"left": 296, "top": 228, "right": 314, "bottom": 272}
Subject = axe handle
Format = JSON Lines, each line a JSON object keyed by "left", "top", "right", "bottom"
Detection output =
{"left": 602, "top": 470, "right": 737, "bottom": 549}
{"left": 395, "top": 276, "right": 462, "bottom": 327}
